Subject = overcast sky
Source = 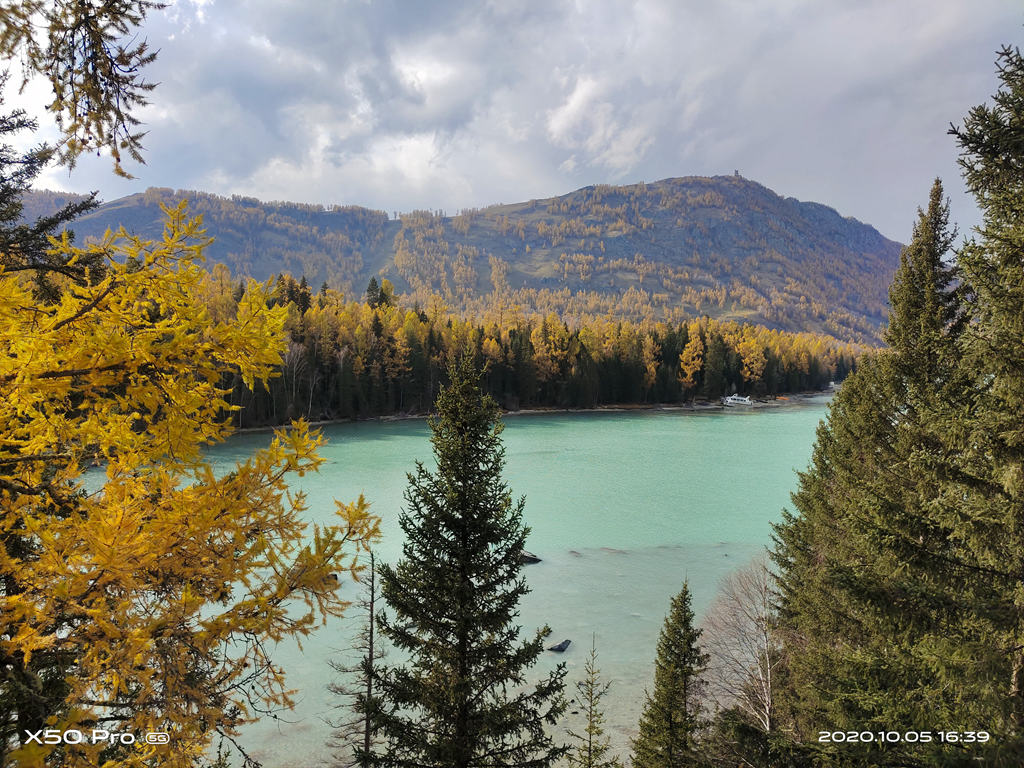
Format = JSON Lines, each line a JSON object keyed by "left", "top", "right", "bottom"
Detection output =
{"left": 9, "top": 0, "right": 1021, "bottom": 242}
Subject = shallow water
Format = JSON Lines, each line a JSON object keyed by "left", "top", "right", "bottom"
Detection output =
{"left": 207, "top": 398, "right": 830, "bottom": 765}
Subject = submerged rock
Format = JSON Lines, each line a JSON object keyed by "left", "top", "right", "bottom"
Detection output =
{"left": 547, "top": 639, "right": 571, "bottom": 653}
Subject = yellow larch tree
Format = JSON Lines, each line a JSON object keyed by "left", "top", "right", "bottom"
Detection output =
{"left": 0, "top": 204, "right": 379, "bottom": 767}
{"left": 736, "top": 326, "right": 768, "bottom": 382}
{"left": 678, "top": 324, "right": 705, "bottom": 390}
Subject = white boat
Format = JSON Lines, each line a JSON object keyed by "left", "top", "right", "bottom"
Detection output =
{"left": 722, "top": 394, "right": 754, "bottom": 406}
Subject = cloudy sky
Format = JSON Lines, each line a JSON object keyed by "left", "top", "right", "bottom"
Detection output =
{"left": 9, "top": 0, "right": 1021, "bottom": 241}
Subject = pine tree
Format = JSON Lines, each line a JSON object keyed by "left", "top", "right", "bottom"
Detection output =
{"left": 883, "top": 178, "right": 959, "bottom": 390}
{"left": 947, "top": 43, "right": 1024, "bottom": 744}
{"left": 701, "top": 333, "right": 727, "bottom": 400}
{"left": 566, "top": 637, "right": 622, "bottom": 768}
{"left": 366, "top": 277, "right": 382, "bottom": 308}
{"left": 770, "top": 179, "right": 980, "bottom": 762}
{"left": 632, "top": 582, "right": 708, "bottom": 768}
{"left": 767, "top": 43, "right": 1024, "bottom": 764}
{"left": 370, "top": 356, "right": 567, "bottom": 768}
{"left": 297, "top": 274, "right": 312, "bottom": 313}
{"left": 378, "top": 278, "right": 396, "bottom": 308}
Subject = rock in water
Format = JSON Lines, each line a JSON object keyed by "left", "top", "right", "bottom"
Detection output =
{"left": 547, "top": 639, "right": 571, "bottom": 652}
{"left": 520, "top": 550, "right": 542, "bottom": 564}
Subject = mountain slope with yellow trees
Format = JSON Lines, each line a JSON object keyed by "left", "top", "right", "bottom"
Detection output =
{"left": 24, "top": 175, "right": 901, "bottom": 345}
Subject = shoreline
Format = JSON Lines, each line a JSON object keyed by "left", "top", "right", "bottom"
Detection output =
{"left": 233, "top": 390, "right": 834, "bottom": 434}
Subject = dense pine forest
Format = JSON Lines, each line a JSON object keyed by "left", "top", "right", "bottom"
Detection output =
{"left": 200, "top": 267, "right": 856, "bottom": 427}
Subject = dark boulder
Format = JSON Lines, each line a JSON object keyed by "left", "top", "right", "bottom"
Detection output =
{"left": 547, "top": 639, "right": 571, "bottom": 653}
{"left": 520, "top": 550, "right": 542, "bottom": 564}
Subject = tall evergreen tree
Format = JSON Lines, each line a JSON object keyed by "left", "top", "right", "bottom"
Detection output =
{"left": 701, "top": 333, "right": 727, "bottom": 400}
{"left": 366, "top": 277, "right": 382, "bottom": 308}
{"left": 884, "top": 178, "right": 959, "bottom": 389}
{"left": 632, "top": 582, "right": 709, "bottom": 768}
{"left": 370, "top": 356, "right": 567, "bottom": 768}
{"left": 946, "top": 44, "right": 1024, "bottom": 747}
{"left": 770, "top": 178, "right": 981, "bottom": 765}
{"left": 770, "top": 48, "right": 1024, "bottom": 761}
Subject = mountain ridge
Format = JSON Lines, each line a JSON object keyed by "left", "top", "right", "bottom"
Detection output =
{"left": 21, "top": 175, "right": 902, "bottom": 344}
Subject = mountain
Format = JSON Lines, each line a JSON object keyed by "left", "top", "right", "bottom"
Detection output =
{"left": 22, "top": 175, "right": 902, "bottom": 344}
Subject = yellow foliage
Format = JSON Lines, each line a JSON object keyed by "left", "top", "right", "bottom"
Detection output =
{"left": 0, "top": 203, "right": 379, "bottom": 767}
{"left": 736, "top": 328, "right": 768, "bottom": 382}
{"left": 641, "top": 334, "right": 659, "bottom": 390}
{"left": 678, "top": 327, "right": 705, "bottom": 389}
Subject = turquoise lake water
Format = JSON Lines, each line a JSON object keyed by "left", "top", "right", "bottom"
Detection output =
{"left": 206, "top": 397, "right": 830, "bottom": 766}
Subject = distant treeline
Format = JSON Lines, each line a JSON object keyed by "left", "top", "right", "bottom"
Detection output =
{"left": 199, "top": 266, "right": 860, "bottom": 427}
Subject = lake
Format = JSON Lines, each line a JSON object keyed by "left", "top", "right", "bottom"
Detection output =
{"left": 209, "top": 398, "right": 830, "bottom": 766}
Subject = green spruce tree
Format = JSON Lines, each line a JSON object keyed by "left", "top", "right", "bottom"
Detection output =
{"left": 370, "top": 356, "right": 567, "bottom": 768}
{"left": 946, "top": 43, "right": 1024, "bottom": 749}
{"left": 768, "top": 45, "right": 1024, "bottom": 760}
{"left": 766, "top": 42, "right": 1024, "bottom": 767}
{"left": 770, "top": 178, "right": 983, "bottom": 766}
{"left": 632, "top": 582, "right": 709, "bottom": 768}
{"left": 566, "top": 637, "right": 622, "bottom": 768}
{"left": 366, "top": 277, "right": 382, "bottom": 308}
{"left": 883, "top": 178, "right": 959, "bottom": 391}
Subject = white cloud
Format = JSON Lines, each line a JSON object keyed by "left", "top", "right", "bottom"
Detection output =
{"left": 547, "top": 77, "right": 603, "bottom": 144}
{"left": 13, "top": 0, "right": 1018, "bottom": 240}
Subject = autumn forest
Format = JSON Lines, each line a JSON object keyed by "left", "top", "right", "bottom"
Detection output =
{"left": 205, "top": 268, "right": 857, "bottom": 427}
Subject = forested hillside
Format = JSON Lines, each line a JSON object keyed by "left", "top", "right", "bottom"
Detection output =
{"left": 23, "top": 175, "right": 901, "bottom": 344}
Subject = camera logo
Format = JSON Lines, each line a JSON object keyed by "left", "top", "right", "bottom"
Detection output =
{"left": 25, "top": 729, "right": 170, "bottom": 747}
